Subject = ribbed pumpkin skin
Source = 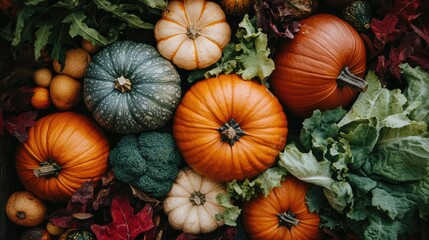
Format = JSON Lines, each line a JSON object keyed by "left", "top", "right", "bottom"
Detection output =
{"left": 173, "top": 74, "right": 288, "bottom": 182}
{"left": 270, "top": 14, "right": 366, "bottom": 119}
{"left": 84, "top": 41, "right": 181, "bottom": 134}
{"left": 154, "top": 0, "right": 231, "bottom": 70}
{"left": 242, "top": 177, "right": 321, "bottom": 240}
{"left": 15, "top": 112, "right": 109, "bottom": 202}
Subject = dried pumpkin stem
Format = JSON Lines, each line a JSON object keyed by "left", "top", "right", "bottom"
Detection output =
{"left": 16, "top": 211, "right": 26, "bottom": 219}
{"left": 115, "top": 76, "right": 132, "bottom": 93}
{"left": 337, "top": 67, "right": 368, "bottom": 92}
{"left": 186, "top": 25, "right": 201, "bottom": 40}
{"left": 218, "top": 119, "right": 245, "bottom": 146}
{"left": 189, "top": 191, "right": 205, "bottom": 205}
{"left": 277, "top": 210, "right": 299, "bottom": 229}
{"left": 33, "top": 161, "right": 61, "bottom": 178}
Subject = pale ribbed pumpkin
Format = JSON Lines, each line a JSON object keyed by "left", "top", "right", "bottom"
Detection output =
{"left": 154, "top": 0, "right": 231, "bottom": 70}
{"left": 173, "top": 74, "right": 288, "bottom": 182}
{"left": 84, "top": 41, "right": 181, "bottom": 134}
{"left": 163, "top": 167, "right": 226, "bottom": 235}
{"left": 15, "top": 112, "right": 109, "bottom": 202}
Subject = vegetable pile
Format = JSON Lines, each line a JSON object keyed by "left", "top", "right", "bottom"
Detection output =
{"left": 1, "top": 0, "right": 429, "bottom": 239}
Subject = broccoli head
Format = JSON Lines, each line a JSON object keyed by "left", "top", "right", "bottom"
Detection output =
{"left": 109, "top": 131, "right": 183, "bottom": 198}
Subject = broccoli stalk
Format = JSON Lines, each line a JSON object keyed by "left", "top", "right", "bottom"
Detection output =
{"left": 109, "top": 132, "right": 183, "bottom": 198}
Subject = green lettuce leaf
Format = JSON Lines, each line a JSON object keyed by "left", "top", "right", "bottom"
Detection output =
{"left": 401, "top": 63, "right": 429, "bottom": 124}
{"left": 338, "top": 71, "right": 407, "bottom": 127}
{"left": 188, "top": 14, "right": 275, "bottom": 84}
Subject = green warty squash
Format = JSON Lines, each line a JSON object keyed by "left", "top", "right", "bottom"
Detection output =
{"left": 84, "top": 41, "right": 182, "bottom": 134}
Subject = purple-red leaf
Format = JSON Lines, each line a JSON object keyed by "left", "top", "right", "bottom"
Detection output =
{"left": 4, "top": 110, "right": 38, "bottom": 142}
{"left": 411, "top": 13, "right": 429, "bottom": 45}
{"left": 90, "top": 193, "right": 155, "bottom": 240}
{"left": 176, "top": 233, "right": 197, "bottom": 240}
{"left": 71, "top": 181, "right": 94, "bottom": 205}
{"left": 371, "top": 13, "right": 405, "bottom": 49}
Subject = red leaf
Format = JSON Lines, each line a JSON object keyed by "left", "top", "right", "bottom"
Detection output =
{"left": 411, "top": 14, "right": 429, "bottom": 45}
{"left": 90, "top": 193, "right": 154, "bottom": 240}
{"left": 4, "top": 110, "right": 38, "bottom": 142}
{"left": 71, "top": 181, "right": 94, "bottom": 205}
{"left": 392, "top": 0, "right": 423, "bottom": 23}
{"left": 176, "top": 232, "right": 197, "bottom": 240}
{"left": 371, "top": 13, "right": 405, "bottom": 49}
{"left": 0, "top": 110, "right": 4, "bottom": 135}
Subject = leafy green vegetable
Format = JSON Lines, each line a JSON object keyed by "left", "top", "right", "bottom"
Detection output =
{"left": 278, "top": 64, "right": 429, "bottom": 239}
{"left": 3, "top": 0, "right": 166, "bottom": 60}
{"left": 187, "top": 14, "right": 275, "bottom": 85}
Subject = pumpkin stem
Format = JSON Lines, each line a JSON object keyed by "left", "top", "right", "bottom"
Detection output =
{"left": 337, "top": 67, "right": 368, "bottom": 92}
{"left": 189, "top": 191, "right": 205, "bottom": 206}
{"left": 277, "top": 209, "right": 299, "bottom": 229}
{"left": 114, "top": 76, "right": 132, "bottom": 93}
{"left": 186, "top": 25, "right": 201, "bottom": 40}
{"left": 218, "top": 119, "right": 245, "bottom": 146}
{"left": 33, "top": 161, "right": 62, "bottom": 178}
{"left": 16, "top": 211, "right": 26, "bottom": 219}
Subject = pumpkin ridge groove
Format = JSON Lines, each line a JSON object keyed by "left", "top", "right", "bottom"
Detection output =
{"left": 279, "top": 50, "right": 339, "bottom": 74}
{"left": 299, "top": 32, "right": 344, "bottom": 68}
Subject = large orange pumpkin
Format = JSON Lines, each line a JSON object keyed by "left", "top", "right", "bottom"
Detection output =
{"left": 270, "top": 14, "right": 367, "bottom": 119}
{"left": 173, "top": 74, "right": 288, "bottom": 182}
{"left": 242, "top": 177, "right": 322, "bottom": 240}
{"left": 15, "top": 112, "right": 109, "bottom": 202}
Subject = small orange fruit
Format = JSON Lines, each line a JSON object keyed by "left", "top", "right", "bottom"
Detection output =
{"left": 33, "top": 68, "right": 53, "bottom": 87}
{"left": 31, "top": 87, "right": 51, "bottom": 110}
{"left": 5, "top": 191, "right": 48, "bottom": 227}
{"left": 81, "top": 38, "right": 101, "bottom": 54}
{"left": 50, "top": 74, "right": 82, "bottom": 110}
{"left": 52, "top": 48, "right": 91, "bottom": 79}
{"left": 46, "top": 221, "right": 66, "bottom": 236}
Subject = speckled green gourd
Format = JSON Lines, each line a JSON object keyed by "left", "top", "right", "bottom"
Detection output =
{"left": 60, "top": 229, "right": 95, "bottom": 240}
{"left": 343, "top": 0, "right": 372, "bottom": 32}
{"left": 84, "top": 41, "right": 181, "bottom": 134}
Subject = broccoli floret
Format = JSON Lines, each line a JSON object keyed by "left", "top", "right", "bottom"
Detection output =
{"left": 109, "top": 131, "right": 183, "bottom": 198}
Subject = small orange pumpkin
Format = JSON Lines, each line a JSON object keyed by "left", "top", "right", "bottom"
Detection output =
{"left": 15, "top": 112, "right": 109, "bottom": 202}
{"left": 242, "top": 177, "right": 322, "bottom": 240}
{"left": 31, "top": 87, "right": 51, "bottom": 110}
{"left": 173, "top": 74, "right": 288, "bottom": 182}
{"left": 154, "top": 0, "right": 231, "bottom": 70}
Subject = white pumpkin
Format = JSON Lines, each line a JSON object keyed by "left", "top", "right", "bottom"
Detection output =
{"left": 154, "top": 0, "right": 231, "bottom": 70}
{"left": 163, "top": 167, "right": 226, "bottom": 235}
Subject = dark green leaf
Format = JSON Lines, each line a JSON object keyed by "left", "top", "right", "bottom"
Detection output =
{"left": 93, "top": 0, "right": 153, "bottom": 29}
{"left": 136, "top": 0, "right": 167, "bottom": 9}
{"left": 12, "top": 6, "right": 41, "bottom": 46}
{"left": 34, "top": 20, "right": 53, "bottom": 60}
{"left": 62, "top": 11, "right": 117, "bottom": 46}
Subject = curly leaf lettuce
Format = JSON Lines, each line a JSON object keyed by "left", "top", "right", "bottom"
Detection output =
{"left": 188, "top": 14, "right": 275, "bottom": 84}
{"left": 279, "top": 65, "right": 429, "bottom": 239}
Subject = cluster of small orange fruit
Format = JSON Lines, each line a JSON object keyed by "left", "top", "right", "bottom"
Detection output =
{"left": 30, "top": 39, "right": 100, "bottom": 111}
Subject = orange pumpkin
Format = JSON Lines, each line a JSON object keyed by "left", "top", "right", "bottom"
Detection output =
{"left": 154, "top": 0, "right": 231, "bottom": 70}
{"left": 173, "top": 74, "right": 288, "bottom": 182}
{"left": 242, "top": 177, "right": 322, "bottom": 240}
{"left": 270, "top": 14, "right": 367, "bottom": 119}
{"left": 15, "top": 112, "right": 109, "bottom": 202}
